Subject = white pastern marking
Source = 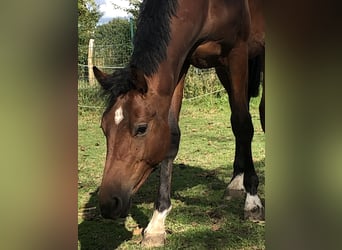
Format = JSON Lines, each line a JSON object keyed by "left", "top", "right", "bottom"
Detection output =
{"left": 144, "top": 206, "right": 172, "bottom": 235}
{"left": 228, "top": 173, "right": 245, "bottom": 191}
{"left": 245, "top": 193, "right": 263, "bottom": 211}
{"left": 114, "top": 106, "right": 124, "bottom": 125}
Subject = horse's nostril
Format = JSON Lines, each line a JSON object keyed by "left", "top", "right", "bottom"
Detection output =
{"left": 112, "top": 196, "right": 122, "bottom": 211}
{"left": 99, "top": 203, "right": 111, "bottom": 219}
{"left": 100, "top": 196, "right": 123, "bottom": 219}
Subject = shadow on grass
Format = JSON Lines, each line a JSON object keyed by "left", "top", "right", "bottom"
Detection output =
{"left": 78, "top": 160, "right": 265, "bottom": 249}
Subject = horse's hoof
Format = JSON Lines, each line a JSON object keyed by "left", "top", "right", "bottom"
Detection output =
{"left": 224, "top": 174, "right": 245, "bottom": 200}
{"left": 244, "top": 205, "right": 265, "bottom": 222}
{"left": 224, "top": 188, "right": 245, "bottom": 200}
{"left": 141, "top": 233, "right": 166, "bottom": 248}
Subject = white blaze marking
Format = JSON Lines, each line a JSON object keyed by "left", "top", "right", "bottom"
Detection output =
{"left": 144, "top": 206, "right": 172, "bottom": 235}
{"left": 245, "top": 193, "right": 263, "bottom": 211}
{"left": 227, "top": 173, "right": 245, "bottom": 191}
{"left": 114, "top": 106, "right": 124, "bottom": 125}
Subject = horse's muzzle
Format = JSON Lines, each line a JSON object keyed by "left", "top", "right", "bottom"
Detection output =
{"left": 99, "top": 196, "right": 130, "bottom": 219}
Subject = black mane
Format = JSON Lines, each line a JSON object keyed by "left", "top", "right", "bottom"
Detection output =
{"left": 100, "top": 67, "right": 134, "bottom": 114}
{"left": 130, "top": 0, "right": 179, "bottom": 76}
{"left": 101, "top": 0, "right": 179, "bottom": 112}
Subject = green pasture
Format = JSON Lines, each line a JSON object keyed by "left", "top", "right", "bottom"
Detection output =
{"left": 78, "top": 81, "right": 265, "bottom": 249}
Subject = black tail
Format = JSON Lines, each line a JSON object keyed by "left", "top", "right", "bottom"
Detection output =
{"left": 248, "top": 54, "right": 263, "bottom": 98}
{"left": 248, "top": 53, "right": 265, "bottom": 132}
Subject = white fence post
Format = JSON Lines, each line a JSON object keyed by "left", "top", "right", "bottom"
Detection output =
{"left": 88, "top": 39, "right": 95, "bottom": 85}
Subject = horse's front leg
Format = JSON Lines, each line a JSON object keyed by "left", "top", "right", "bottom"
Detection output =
{"left": 141, "top": 121, "right": 179, "bottom": 247}
{"left": 141, "top": 70, "right": 186, "bottom": 247}
{"left": 141, "top": 157, "right": 173, "bottom": 247}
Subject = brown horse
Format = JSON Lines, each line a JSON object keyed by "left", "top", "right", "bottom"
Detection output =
{"left": 93, "top": 0, "right": 264, "bottom": 247}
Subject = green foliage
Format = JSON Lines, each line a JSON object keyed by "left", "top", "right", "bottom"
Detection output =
{"left": 78, "top": 81, "right": 104, "bottom": 111}
{"left": 78, "top": 85, "right": 265, "bottom": 249}
{"left": 78, "top": 0, "right": 102, "bottom": 79}
{"left": 126, "top": 0, "right": 142, "bottom": 20}
{"left": 93, "top": 18, "right": 133, "bottom": 69}
{"left": 113, "top": 0, "right": 142, "bottom": 20}
{"left": 184, "top": 67, "right": 224, "bottom": 99}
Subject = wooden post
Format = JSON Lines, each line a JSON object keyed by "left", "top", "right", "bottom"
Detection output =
{"left": 88, "top": 39, "right": 95, "bottom": 85}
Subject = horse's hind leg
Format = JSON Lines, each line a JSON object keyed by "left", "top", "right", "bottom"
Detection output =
{"left": 260, "top": 69, "right": 265, "bottom": 132}
{"left": 215, "top": 67, "right": 246, "bottom": 199}
{"left": 217, "top": 42, "right": 264, "bottom": 221}
{"left": 142, "top": 66, "right": 188, "bottom": 247}
{"left": 260, "top": 45, "right": 265, "bottom": 132}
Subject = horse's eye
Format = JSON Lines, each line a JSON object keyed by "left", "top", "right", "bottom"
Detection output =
{"left": 134, "top": 123, "right": 148, "bottom": 137}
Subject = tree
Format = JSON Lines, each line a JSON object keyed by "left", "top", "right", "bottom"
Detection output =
{"left": 94, "top": 18, "right": 133, "bottom": 68}
{"left": 113, "top": 0, "right": 142, "bottom": 21}
{"left": 78, "top": 0, "right": 102, "bottom": 67}
{"left": 126, "top": 0, "right": 142, "bottom": 20}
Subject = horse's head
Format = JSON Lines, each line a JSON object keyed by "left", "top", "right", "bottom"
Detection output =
{"left": 93, "top": 66, "right": 170, "bottom": 219}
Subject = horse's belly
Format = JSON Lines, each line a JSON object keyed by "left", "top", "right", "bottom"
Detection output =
{"left": 189, "top": 41, "right": 226, "bottom": 69}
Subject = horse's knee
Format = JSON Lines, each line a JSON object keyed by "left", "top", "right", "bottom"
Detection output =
{"left": 167, "top": 124, "right": 181, "bottom": 159}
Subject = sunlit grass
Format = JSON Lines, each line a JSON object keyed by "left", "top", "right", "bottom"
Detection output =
{"left": 78, "top": 85, "right": 265, "bottom": 249}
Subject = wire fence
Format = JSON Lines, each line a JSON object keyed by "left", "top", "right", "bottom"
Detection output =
{"left": 78, "top": 43, "right": 133, "bottom": 82}
{"left": 78, "top": 43, "right": 225, "bottom": 101}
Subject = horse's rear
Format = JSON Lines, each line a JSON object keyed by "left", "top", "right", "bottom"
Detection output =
{"left": 248, "top": 0, "right": 265, "bottom": 132}
{"left": 189, "top": 0, "right": 265, "bottom": 220}
{"left": 188, "top": 0, "right": 265, "bottom": 130}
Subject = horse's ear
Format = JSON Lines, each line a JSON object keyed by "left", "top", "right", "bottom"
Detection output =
{"left": 130, "top": 67, "right": 148, "bottom": 94}
{"left": 93, "top": 66, "right": 112, "bottom": 90}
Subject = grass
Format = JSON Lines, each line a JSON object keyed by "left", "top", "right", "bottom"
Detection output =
{"left": 78, "top": 85, "right": 265, "bottom": 250}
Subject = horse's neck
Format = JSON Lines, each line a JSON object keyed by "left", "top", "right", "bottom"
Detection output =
{"left": 147, "top": 62, "right": 179, "bottom": 96}
{"left": 147, "top": 21, "right": 202, "bottom": 98}
{"left": 142, "top": 1, "right": 206, "bottom": 110}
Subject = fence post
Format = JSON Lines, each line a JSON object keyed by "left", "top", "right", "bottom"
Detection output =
{"left": 88, "top": 38, "right": 95, "bottom": 85}
{"left": 129, "top": 17, "right": 134, "bottom": 47}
